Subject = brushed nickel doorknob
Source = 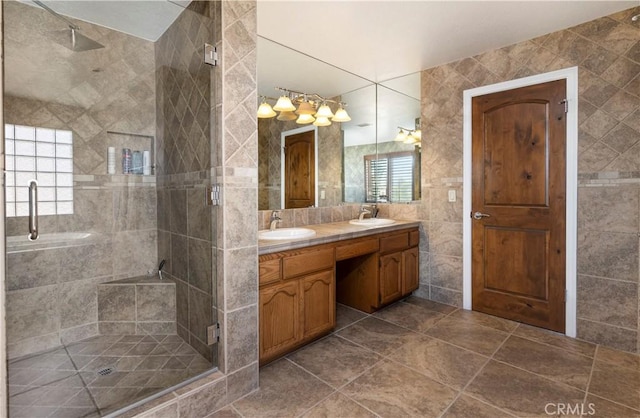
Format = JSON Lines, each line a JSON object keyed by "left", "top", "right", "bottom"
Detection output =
{"left": 472, "top": 211, "right": 491, "bottom": 220}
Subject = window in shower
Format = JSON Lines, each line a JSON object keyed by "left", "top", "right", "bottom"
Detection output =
{"left": 5, "top": 124, "right": 74, "bottom": 217}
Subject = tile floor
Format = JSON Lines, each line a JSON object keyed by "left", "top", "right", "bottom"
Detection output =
{"left": 8, "top": 334, "right": 213, "bottom": 417}
{"left": 219, "top": 297, "right": 640, "bottom": 418}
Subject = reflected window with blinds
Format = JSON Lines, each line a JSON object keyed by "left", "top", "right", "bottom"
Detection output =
{"left": 364, "top": 150, "right": 420, "bottom": 203}
{"left": 5, "top": 124, "right": 74, "bottom": 217}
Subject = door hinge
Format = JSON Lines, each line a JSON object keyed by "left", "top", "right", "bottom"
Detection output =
{"left": 559, "top": 99, "right": 568, "bottom": 113}
{"left": 204, "top": 43, "right": 218, "bottom": 66}
{"left": 206, "top": 184, "right": 221, "bottom": 206}
{"left": 207, "top": 323, "right": 220, "bottom": 345}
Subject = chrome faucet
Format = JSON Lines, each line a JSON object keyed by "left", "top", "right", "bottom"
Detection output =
{"left": 358, "top": 204, "right": 379, "bottom": 220}
{"left": 358, "top": 205, "right": 371, "bottom": 221}
{"left": 269, "top": 211, "right": 282, "bottom": 230}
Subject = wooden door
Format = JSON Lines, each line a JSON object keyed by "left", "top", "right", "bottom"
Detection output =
{"left": 301, "top": 270, "right": 335, "bottom": 339}
{"left": 284, "top": 130, "right": 315, "bottom": 208}
{"left": 471, "top": 79, "right": 566, "bottom": 332}
{"left": 259, "top": 281, "right": 300, "bottom": 362}
{"left": 379, "top": 252, "right": 403, "bottom": 305}
{"left": 402, "top": 247, "right": 419, "bottom": 295}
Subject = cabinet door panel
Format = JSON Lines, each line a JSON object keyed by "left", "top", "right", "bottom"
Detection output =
{"left": 379, "top": 252, "right": 403, "bottom": 305}
{"left": 402, "top": 247, "right": 419, "bottom": 295}
{"left": 301, "top": 270, "right": 335, "bottom": 339}
{"left": 260, "top": 281, "right": 300, "bottom": 362}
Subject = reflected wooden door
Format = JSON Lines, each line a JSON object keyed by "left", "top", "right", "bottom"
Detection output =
{"left": 284, "top": 130, "right": 315, "bottom": 208}
{"left": 471, "top": 79, "right": 566, "bottom": 332}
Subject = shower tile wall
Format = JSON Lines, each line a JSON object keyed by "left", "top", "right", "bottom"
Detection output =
{"left": 258, "top": 107, "right": 344, "bottom": 210}
{"left": 155, "top": 1, "right": 215, "bottom": 363}
{"left": 418, "top": 6, "right": 640, "bottom": 352}
{"left": 4, "top": 1, "right": 158, "bottom": 359}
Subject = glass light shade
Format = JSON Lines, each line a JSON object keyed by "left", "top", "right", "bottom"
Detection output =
{"left": 404, "top": 134, "right": 418, "bottom": 144}
{"left": 257, "top": 102, "right": 276, "bottom": 118}
{"left": 315, "top": 104, "right": 334, "bottom": 118}
{"left": 394, "top": 129, "right": 407, "bottom": 142}
{"left": 313, "top": 116, "right": 331, "bottom": 127}
{"left": 412, "top": 129, "right": 422, "bottom": 139}
{"left": 296, "top": 113, "right": 315, "bottom": 124}
{"left": 296, "top": 101, "right": 316, "bottom": 115}
{"left": 332, "top": 107, "right": 351, "bottom": 122}
{"left": 277, "top": 111, "right": 297, "bottom": 121}
{"left": 273, "top": 96, "right": 296, "bottom": 112}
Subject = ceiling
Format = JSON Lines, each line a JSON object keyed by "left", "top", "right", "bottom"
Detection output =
{"left": 257, "top": 1, "right": 636, "bottom": 83}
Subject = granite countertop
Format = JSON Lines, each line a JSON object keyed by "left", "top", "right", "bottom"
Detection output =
{"left": 258, "top": 219, "right": 421, "bottom": 255}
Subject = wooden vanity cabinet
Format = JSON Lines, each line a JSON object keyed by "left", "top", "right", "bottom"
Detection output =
{"left": 259, "top": 226, "right": 419, "bottom": 364}
{"left": 259, "top": 246, "right": 335, "bottom": 365}
{"left": 378, "top": 229, "right": 420, "bottom": 306}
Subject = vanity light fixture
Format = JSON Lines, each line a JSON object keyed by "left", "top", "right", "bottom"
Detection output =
{"left": 257, "top": 87, "right": 351, "bottom": 126}
{"left": 394, "top": 126, "right": 422, "bottom": 144}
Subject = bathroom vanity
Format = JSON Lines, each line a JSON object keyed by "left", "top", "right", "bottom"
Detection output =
{"left": 258, "top": 221, "right": 420, "bottom": 365}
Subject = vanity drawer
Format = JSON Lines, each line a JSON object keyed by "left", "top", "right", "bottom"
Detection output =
{"left": 283, "top": 247, "right": 334, "bottom": 279}
{"left": 335, "top": 238, "right": 379, "bottom": 260}
{"left": 379, "top": 232, "right": 409, "bottom": 254}
{"left": 409, "top": 229, "right": 419, "bottom": 247}
{"left": 259, "top": 258, "right": 282, "bottom": 286}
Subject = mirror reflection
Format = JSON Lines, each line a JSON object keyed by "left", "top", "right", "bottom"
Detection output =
{"left": 257, "top": 37, "right": 422, "bottom": 211}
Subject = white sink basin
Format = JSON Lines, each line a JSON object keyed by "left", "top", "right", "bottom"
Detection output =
{"left": 349, "top": 218, "right": 396, "bottom": 227}
{"left": 259, "top": 228, "right": 316, "bottom": 240}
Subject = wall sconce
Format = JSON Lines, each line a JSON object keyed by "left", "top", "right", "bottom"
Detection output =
{"left": 257, "top": 88, "right": 351, "bottom": 126}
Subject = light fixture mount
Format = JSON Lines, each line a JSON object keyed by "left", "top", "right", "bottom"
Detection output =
{"left": 257, "top": 87, "right": 351, "bottom": 126}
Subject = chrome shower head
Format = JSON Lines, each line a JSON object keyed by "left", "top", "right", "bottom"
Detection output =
{"left": 33, "top": 0, "right": 105, "bottom": 52}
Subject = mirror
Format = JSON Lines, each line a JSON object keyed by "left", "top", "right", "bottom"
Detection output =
{"left": 257, "top": 37, "right": 421, "bottom": 210}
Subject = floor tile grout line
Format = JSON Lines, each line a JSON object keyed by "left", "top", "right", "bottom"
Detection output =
{"left": 582, "top": 344, "right": 598, "bottom": 407}
{"left": 435, "top": 320, "right": 516, "bottom": 418}
{"left": 62, "top": 342, "right": 102, "bottom": 416}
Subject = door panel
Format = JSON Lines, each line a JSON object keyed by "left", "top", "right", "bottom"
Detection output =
{"left": 260, "top": 281, "right": 300, "bottom": 361}
{"left": 379, "top": 252, "right": 402, "bottom": 305}
{"left": 402, "top": 247, "right": 419, "bottom": 295}
{"left": 472, "top": 79, "right": 566, "bottom": 333}
{"left": 284, "top": 130, "right": 315, "bottom": 209}
{"left": 301, "top": 270, "right": 335, "bottom": 339}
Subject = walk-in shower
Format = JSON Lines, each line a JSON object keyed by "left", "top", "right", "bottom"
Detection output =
{"left": 4, "top": 1, "right": 219, "bottom": 416}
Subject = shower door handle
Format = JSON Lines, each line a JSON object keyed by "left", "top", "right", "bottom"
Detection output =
{"left": 28, "top": 180, "right": 38, "bottom": 241}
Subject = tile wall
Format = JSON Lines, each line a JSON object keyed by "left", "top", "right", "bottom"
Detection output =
{"left": 418, "top": 6, "right": 640, "bottom": 352}
{"left": 155, "top": 1, "right": 216, "bottom": 363}
{"left": 3, "top": 1, "right": 158, "bottom": 359}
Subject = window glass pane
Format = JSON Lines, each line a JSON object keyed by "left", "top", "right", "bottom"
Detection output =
{"left": 5, "top": 139, "right": 15, "bottom": 155}
{"left": 16, "top": 186, "right": 29, "bottom": 202}
{"left": 56, "top": 159, "right": 73, "bottom": 173}
{"left": 39, "top": 202, "right": 56, "bottom": 216}
{"left": 37, "top": 172, "right": 56, "bottom": 187}
{"left": 36, "top": 128, "right": 55, "bottom": 142}
{"left": 15, "top": 156, "right": 36, "bottom": 172}
{"left": 16, "top": 202, "right": 29, "bottom": 217}
{"left": 6, "top": 172, "right": 15, "bottom": 187}
{"left": 5, "top": 124, "right": 14, "bottom": 139}
{"left": 37, "top": 157, "right": 56, "bottom": 172}
{"left": 36, "top": 142, "right": 55, "bottom": 157}
{"left": 15, "top": 125, "right": 35, "bottom": 141}
{"left": 39, "top": 187, "right": 56, "bottom": 201}
{"left": 57, "top": 201, "right": 73, "bottom": 215}
{"left": 56, "top": 173, "right": 73, "bottom": 187}
{"left": 5, "top": 186, "right": 15, "bottom": 202}
{"left": 55, "top": 130, "right": 72, "bottom": 144}
{"left": 15, "top": 140, "right": 35, "bottom": 156}
{"left": 57, "top": 187, "right": 73, "bottom": 201}
{"left": 5, "top": 124, "right": 74, "bottom": 217}
{"left": 56, "top": 144, "right": 72, "bottom": 158}
{"left": 15, "top": 172, "right": 36, "bottom": 186}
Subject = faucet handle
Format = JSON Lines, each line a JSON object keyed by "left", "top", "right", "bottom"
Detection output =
{"left": 271, "top": 210, "right": 281, "bottom": 220}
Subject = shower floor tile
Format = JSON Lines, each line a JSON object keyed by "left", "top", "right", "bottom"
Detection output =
{"left": 7, "top": 334, "right": 213, "bottom": 417}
